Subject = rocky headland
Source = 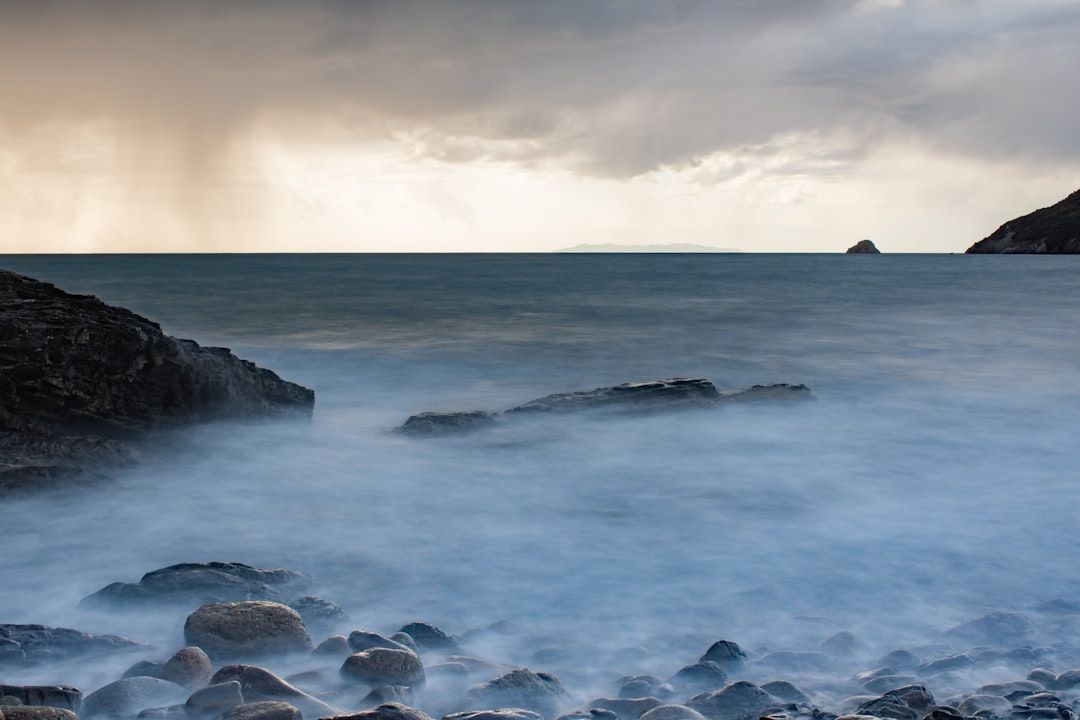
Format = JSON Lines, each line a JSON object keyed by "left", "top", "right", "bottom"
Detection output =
{"left": 0, "top": 269, "right": 315, "bottom": 490}
{"left": 966, "top": 189, "right": 1080, "bottom": 254}
{"left": 5, "top": 561, "right": 1080, "bottom": 720}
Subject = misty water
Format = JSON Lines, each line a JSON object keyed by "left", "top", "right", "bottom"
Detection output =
{"left": 3, "top": 253, "right": 1080, "bottom": 704}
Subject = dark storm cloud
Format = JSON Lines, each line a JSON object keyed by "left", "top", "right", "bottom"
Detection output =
{"left": 2, "top": 0, "right": 1078, "bottom": 177}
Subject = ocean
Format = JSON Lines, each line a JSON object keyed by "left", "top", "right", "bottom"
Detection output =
{"left": 3, "top": 253, "right": 1080, "bottom": 696}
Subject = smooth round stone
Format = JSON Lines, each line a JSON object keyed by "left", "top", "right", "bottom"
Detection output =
{"left": 215, "top": 701, "right": 302, "bottom": 720}
{"left": 639, "top": 705, "right": 709, "bottom": 720}
{"left": 185, "top": 602, "right": 312, "bottom": 660}
{"left": 82, "top": 677, "right": 187, "bottom": 719}
{"left": 340, "top": 649, "right": 426, "bottom": 688}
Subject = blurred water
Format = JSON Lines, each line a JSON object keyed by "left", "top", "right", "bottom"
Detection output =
{"left": 2, "top": 253, "right": 1080, "bottom": 694}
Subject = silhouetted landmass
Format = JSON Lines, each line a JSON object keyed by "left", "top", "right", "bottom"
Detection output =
{"left": 966, "top": 189, "right": 1080, "bottom": 253}
{"left": 0, "top": 269, "right": 315, "bottom": 489}
{"left": 846, "top": 239, "right": 880, "bottom": 253}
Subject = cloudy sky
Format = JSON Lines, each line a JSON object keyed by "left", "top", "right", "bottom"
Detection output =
{"left": 2, "top": 0, "right": 1078, "bottom": 253}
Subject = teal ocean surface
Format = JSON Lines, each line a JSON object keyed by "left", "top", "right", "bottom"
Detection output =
{"left": 3, "top": 253, "right": 1080, "bottom": 691}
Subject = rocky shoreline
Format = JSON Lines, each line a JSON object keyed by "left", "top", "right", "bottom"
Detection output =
{"left": 4, "top": 562, "right": 1080, "bottom": 720}
{"left": 0, "top": 269, "right": 315, "bottom": 490}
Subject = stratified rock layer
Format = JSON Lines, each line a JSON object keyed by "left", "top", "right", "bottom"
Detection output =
{"left": 0, "top": 269, "right": 314, "bottom": 486}
{"left": 966, "top": 188, "right": 1080, "bottom": 253}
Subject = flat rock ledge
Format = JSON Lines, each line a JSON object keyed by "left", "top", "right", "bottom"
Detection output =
{"left": 397, "top": 379, "right": 812, "bottom": 437}
{"left": 0, "top": 269, "right": 315, "bottom": 490}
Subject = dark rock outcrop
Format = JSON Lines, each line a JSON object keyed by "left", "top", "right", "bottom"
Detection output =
{"left": 966, "top": 189, "right": 1080, "bottom": 253}
{"left": 0, "top": 687, "right": 81, "bottom": 713}
{"left": 397, "top": 380, "right": 811, "bottom": 436}
{"left": 0, "top": 624, "right": 146, "bottom": 665}
{"left": 396, "top": 411, "right": 495, "bottom": 437}
{"left": 0, "top": 269, "right": 315, "bottom": 487}
{"left": 81, "top": 562, "right": 312, "bottom": 609}
{"left": 846, "top": 239, "right": 880, "bottom": 253}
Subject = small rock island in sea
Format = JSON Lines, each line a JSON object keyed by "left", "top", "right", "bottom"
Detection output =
{"left": 966, "top": 188, "right": 1080, "bottom": 253}
{"left": 0, "top": 269, "right": 315, "bottom": 489}
{"left": 845, "top": 239, "right": 880, "bottom": 254}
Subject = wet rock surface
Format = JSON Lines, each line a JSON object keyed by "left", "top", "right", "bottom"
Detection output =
{"left": 397, "top": 380, "right": 812, "bottom": 436}
{"left": 0, "top": 269, "right": 314, "bottom": 489}
{"left": 10, "top": 561, "right": 1080, "bottom": 720}
{"left": 184, "top": 602, "right": 313, "bottom": 660}
{"left": 82, "top": 562, "right": 313, "bottom": 610}
{"left": 0, "top": 624, "right": 146, "bottom": 665}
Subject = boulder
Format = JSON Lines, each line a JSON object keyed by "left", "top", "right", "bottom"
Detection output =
{"left": 444, "top": 711, "right": 545, "bottom": 720}
{"left": 466, "top": 670, "right": 568, "bottom": 718}
{"left": 685, "top": 682, "right": 776, "bottom": 720}
{"left": 159, "top": 646, "right": 214, "bottom": 689}
{"left": 666, "top": 662, "right": 727, "bottom": 695}
{"left": 0, "top": 269, "right": 314, "bottom": 488}
{"left": 322, "top": 704, "right": 435, "bottom": 720}
{"left": 0, "top": 624, "right": 145, "bottom": 665}
{"left": 340, "top": 649, "right": 426, "bottom": 688}
{"left": 348, "top": 631, "right": 414, "bottom": 655}
{"left": 966, "top": 188, "right": 1080, "bottom": 253}
{"left": 82, "top": 677, "right": 188, "bottom": 719}
{"left": 397, "top": 412, "right": 494, "bottom": 437}
{"left": 0, "top": 688, "right": 80, "bottom": 713}
{"left": 313, "top": 636, "right": 352, "bottom": 659}
{"left": 363, "top": 685, "right": 415, "bottom": 706}
{"left": 185, "top": 602, "right": 313, "bottom": 660}
{"left": 0, "top": 709, "right": 79, "bottom": 720}
{"left": 698, "top": 641, "right": 748, "bottom": 673}
{"left": 638, "top": 706, "right": 708, "bottom": 720}
{"left": 396, "top": 623, "right": 462, "bottom": 655}
{"left": 758, "top": 681, "right": 810, "bottom": 706}
{"left": 215, "top": 701, "right": 302, "bottom": 720}
{"left": 210, "top": 664, "right": 336, "bottom": 718}
{"left": 586, "top": 697, "right": 664, "bottom": 718}
{"left": 846, "top": 240, "right": 880, "bottom": 254}
{"left": 186, "top": 682, "right": 244, "bottom": 720}
{"left": 82, "top": 562, "right": 312, "bottom": 609}
{"left": 289, "top": 596, "right": 348, "bottom": 634}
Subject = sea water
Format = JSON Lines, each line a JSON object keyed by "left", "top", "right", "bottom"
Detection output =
{"left": 2, "top": 253, "right": 1080, "bottom": 693}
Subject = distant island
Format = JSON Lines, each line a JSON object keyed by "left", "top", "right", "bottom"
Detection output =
{"left": 556, "top": 243, "right": 742, "bottom": 253}
{"left": 966, "top": 188, "right": 1080, "bottom": 253}
{"left": 846, "top": 239, "right": 880, "bottom": 254}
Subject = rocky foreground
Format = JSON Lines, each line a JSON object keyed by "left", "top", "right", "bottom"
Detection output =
{"left": 4, "top": 562, "right": 1080, "bottom": 720}
{"left": 0, "top": 270, "right": 315, "bottom": 489}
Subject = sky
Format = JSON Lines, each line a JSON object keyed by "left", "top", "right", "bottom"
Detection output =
{"left": 2, "top": 0, "right": 1079, "bottom": 253}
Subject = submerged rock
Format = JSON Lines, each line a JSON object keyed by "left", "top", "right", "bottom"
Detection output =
{"left": 397, "top": 411, "right": 495, "bottom": 437}
{"left": 396, "top": 380, "right": 811, "bottom": 436}
{"left": 82, "top": 677, "right": 187, "bottom": 719}
{"left": 0, "top": 624, "right": 146, "bottom": 665}
{"left": 0, "top": 269, "right": 314, "bottom": 488}
{"left": 210, "top": 665, "right": 336, "bottom": 718}
{"left": 82, "top": 562, "right": 312, "bottom": 609}
{"left": 467, "top": 669, "right": 569, "bottom": 718}
{"left": 507, "top": 378, "right": 721, "bottom": 414}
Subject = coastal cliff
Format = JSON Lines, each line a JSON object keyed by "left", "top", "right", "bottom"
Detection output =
{"left": 966, "top": 188, "right": 1080, "bottom": 253}
{"left": 0, "top": 269, "right": 314, "bottom": 488}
